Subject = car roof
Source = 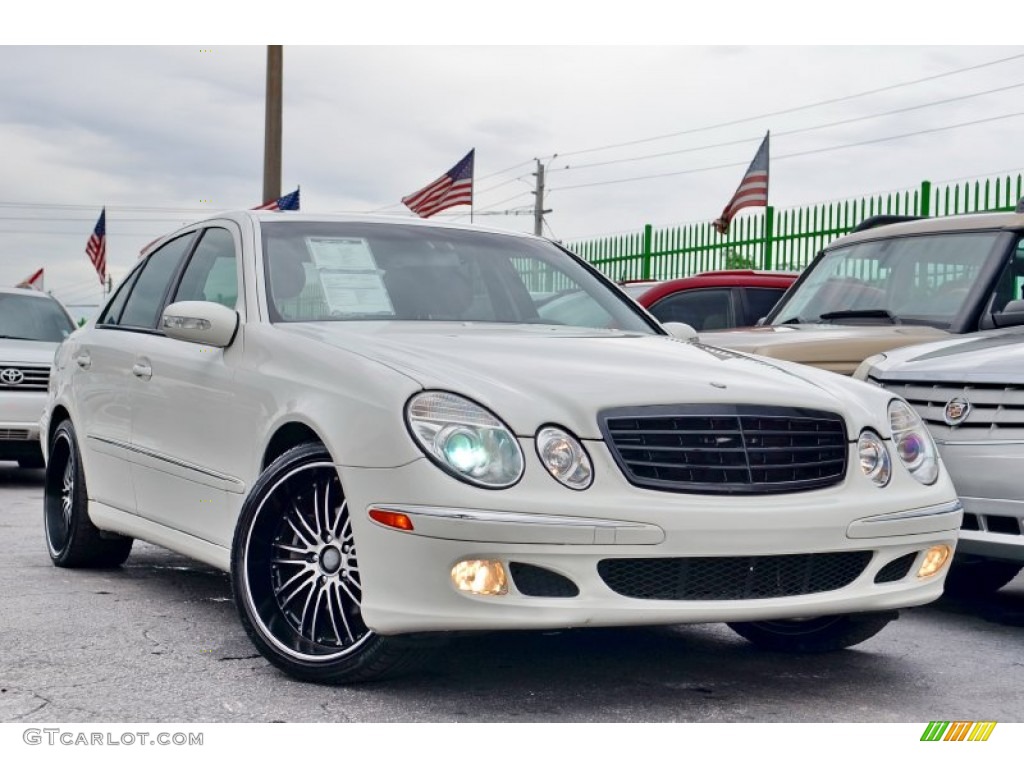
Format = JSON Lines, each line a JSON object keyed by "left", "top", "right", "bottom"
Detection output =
{"left": 139, "top": 210, "right": 548, "bottom": 259}
{"left": 633, "top": 270, "right": 798, "bottom": 305}
{"left": 829, "top": 210, "right": 1024, "bottom": 249}
{"left": 0, "top": 286, "right": 64, "bottom": 300}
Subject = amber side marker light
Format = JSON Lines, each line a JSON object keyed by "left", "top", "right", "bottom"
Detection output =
{"left": 368, "top": 508, "right": 414, "bottom": 531}
{"left": 918, "top": 545, "right": 952, "bottom": 579}
{"left": 452, "top": 560, "right": 507, "bottom": 596}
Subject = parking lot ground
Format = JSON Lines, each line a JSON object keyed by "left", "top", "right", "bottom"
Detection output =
{"left": 1, "top": 464, "right": 1022, "bottom": 722}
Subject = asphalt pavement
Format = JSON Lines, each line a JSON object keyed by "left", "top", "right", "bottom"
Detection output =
{"left": 1, "top": 463, "right": 1022, "bottom": 722}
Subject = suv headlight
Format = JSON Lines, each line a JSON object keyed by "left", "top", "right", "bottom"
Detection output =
{"left": 405, "top": 391, "right": 524, "bottom": 489}
{"left": 888, "top": 399, "right": 939, "bottom": 485}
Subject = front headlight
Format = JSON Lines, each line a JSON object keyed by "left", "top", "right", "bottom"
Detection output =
{"left": 858, "top": 430, "right": 891, "bottom": 487}
{"left": 405, "top": 391, "right": 524, "bottom": 489}
{"left": 888, "top": 399, "right": 939, "bottom": 485}
{"left": 536, "top": 425, "right": 593, "bottom": 490}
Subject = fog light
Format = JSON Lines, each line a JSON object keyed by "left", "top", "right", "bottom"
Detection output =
{"left": 917, "top": 545, "right": 952, "bottom": 579}
{"left": 451, "top": 559, "right": 507, "bottom": 595}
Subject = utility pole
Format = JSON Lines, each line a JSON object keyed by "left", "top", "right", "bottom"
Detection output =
{"left": 532, "top": 159, "right": 553, "bottom": 236}
{"left": 263, "top": 45, "right": 283, "bottom": 203}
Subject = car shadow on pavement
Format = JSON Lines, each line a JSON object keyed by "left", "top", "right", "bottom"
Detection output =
{"left": 0, "top": 463, "right": 45, "bottom": 487}
{"left": 926, "top": 582, "right": 1024, "bottom": 628}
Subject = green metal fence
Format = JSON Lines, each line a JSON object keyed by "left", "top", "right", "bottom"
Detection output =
{"left": 567, "top": 173, "right": 1024, "bottom": 281}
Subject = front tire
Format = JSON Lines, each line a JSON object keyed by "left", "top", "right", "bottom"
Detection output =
{"left": 231, "top": 442, "right": 433, "bottom": 683}
{"left": 728, "top": 612, "right": 896, "bottom": 653}
{"left": 43, "top": 420, "right": 133, "bottom": 568}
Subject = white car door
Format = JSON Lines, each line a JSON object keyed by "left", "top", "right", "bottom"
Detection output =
{"left": 67, "top": 269, "right": 144, "bottom": 514}
{"left": 128, "top": 224, "right": 254, "bottom": 548}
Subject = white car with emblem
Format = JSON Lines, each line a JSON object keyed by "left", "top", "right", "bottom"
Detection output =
{"left": 857, "top": 328, "right": 1024, "bottom": 595}
{"left": 43, "top": 212, "right": 962, "bottom": 683}
{"left": 0, "top": 287, "right": 76, "bottom": 468}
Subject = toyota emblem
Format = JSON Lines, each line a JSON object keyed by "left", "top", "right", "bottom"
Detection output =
{"left": 0, "top": 368, "right": 24, "bottom": 386}
{"left": 943, "top": 396, "right": 971, "bottom": 426}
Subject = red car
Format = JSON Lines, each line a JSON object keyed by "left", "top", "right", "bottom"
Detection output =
{"left": 621, "top": 270, "right": 799, "bottom": 331}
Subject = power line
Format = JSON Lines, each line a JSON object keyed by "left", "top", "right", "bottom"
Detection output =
{"left": 551, "top": 111, "right": 1024, "bottom": 192}
{"left": 553, "top": 50, "right": 1024, "bottom": 161}
{"left": 549, "top": 81, "right": 1024, "bottom": 175}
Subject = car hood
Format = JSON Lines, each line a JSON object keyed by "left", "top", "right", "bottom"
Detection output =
{"left": 868, "top": 327, "right": 1024, "bottom": 384}
{"left": 276, "top": 322, "right": 889, "bottom": 439}
{"left": 697, "top": 324, "right": 950, "bottom": 375}
{"left": 0, "top": 338, "right": 60, "bottom": 365}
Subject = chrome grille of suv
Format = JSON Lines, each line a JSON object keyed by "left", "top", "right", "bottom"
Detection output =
{"left": 870, "top": 377, "right": 1024, "bottom": 441}
{"left": 600, "top": 404, "right": 848, "bottom": 494}
{"left": 0, "top": 364, "right": 49, "bottom": 391}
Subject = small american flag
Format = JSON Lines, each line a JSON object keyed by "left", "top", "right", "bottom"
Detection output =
{"left": 16, "top": 268, "right": 44, "bottom": 291}
{"left": 402, "top": 149, "right": 474, "bottom": 218}
{"left": 713, "top": 132, "right": 769, "bottom": 235}
{"left": 254, "top": 187, "right": 300, "bottom": 211}
{"left": 86, "top": 208, "right": 107, "bottom": 285}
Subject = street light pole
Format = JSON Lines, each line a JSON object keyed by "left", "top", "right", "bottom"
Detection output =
{"left": 263, "top": 45, "right": 283, "bottom": 203}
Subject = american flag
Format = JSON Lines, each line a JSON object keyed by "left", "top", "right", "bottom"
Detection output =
{"left": 16, "top": 268, "right": 44, "bottom": 291}
{"left": 713, "top": 132, "right": 769, "bottom": 235}
{"left": 86, "top": 208, "right": 107, "bottom": 285}
{"left": 254, "top": 187, "right": 300, "bottom": 211}
{"left": 402, "top": 149, "right": 474, "bottom": 218}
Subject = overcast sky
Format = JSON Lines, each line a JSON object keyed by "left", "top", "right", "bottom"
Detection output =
{"left": 2, "top": 37, "right": 1023, "bottom": 315}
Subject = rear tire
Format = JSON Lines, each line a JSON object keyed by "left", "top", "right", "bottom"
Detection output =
{"left": 43, "top": 420, "right": 133, "bottom": 568}
{"left": 728, "top": 612, "right": 897, "bottom": 653}
{"left": 231, "top": 442, "right": 437, "bottom": 683}
{"left": 944, "top": 561, "right": 1022, "bottom": 597}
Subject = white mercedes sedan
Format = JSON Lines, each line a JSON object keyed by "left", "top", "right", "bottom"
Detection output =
{"left": 42, "top": 211, "right": 962, "bottom": 683}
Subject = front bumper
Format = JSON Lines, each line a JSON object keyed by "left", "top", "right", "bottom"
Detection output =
{"left": 340, "top": 442, "right": 961, "bottom": 635}
{"left": 933, "top": 441, "right": 1024, "bottom": 564}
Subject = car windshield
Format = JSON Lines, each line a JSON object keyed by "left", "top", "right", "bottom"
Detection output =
{"left": 260, "top": 221, "right": 657, "bottom": 333}
{"left": 769, "top": 232, "right": 1001, "bottom": 329}
{"left": 0, "top": 293, "right": 75, "bottom": 341}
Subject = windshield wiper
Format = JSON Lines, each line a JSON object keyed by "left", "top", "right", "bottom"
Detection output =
{"left": 779, "top": 316, "right": 803, "bottom": 324}
{"left": 818, "top": 309, "right": 900, "bottom": 325}
{"left": 0, "top": 334, "right": 35, "bottom": 340}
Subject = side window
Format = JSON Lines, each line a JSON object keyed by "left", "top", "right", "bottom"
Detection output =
{"left": 743, "top": 287, "right": 786, "bottom": 325}
{"left": 119, "top": 234, "right": 195, "bottom": 329}
{"left": 649, "top": 289, "right": 734, "bottom": 331}
{"left": 988, "top": 239, "right": 1024, "bottom": 314}
{"left": 97, "top": 265, "right": 143, "bottom": 326}
{"left": 173, "top": 228, "right": 239, "bottom": 309}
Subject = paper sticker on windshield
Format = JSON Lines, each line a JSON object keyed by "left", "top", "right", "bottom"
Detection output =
{"left": 304, "top": 237, "right": 393, "bottom": 317}
{"left": 319, "top": 272, "right": 394, "bottom": 316}
{"left": 306, "top": 237, "right": 379, "bottom": 271}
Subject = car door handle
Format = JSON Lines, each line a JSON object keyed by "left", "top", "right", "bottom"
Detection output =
{"left": 76, "top": 352, "right": 91, "bottom": 369}
{"left": 132, "top": 362, "right": 152, "bottom": 380}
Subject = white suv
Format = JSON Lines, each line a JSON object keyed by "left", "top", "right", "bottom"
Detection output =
{"left": 0, "top": 287, "right": 76, "bottom": 468}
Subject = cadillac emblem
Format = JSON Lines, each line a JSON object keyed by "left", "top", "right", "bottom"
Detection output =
{"left": 0, "top": 368, "right": 24, "bottom": 386}
{"left": 943, "top": 396, "right": 971, "bottom": 426}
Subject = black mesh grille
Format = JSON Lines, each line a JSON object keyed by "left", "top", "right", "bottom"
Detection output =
{"left": 600, "top": 404, "right": 848, "bottom": 494}
{"left": 597, "top": 552, "right": 871, "bottom": 600}
{"left": 509, "top": 563, "right": 580, "bottom": 598}
{"left": 962, "top": 513, "right": 980, "bottom": 531}
{"left": 875, "top": 553, "right": 916, "bottom": 584}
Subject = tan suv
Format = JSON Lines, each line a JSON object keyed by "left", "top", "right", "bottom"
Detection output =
{"left": 700, "top": 211, "right": 1024, "bottom": 374}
